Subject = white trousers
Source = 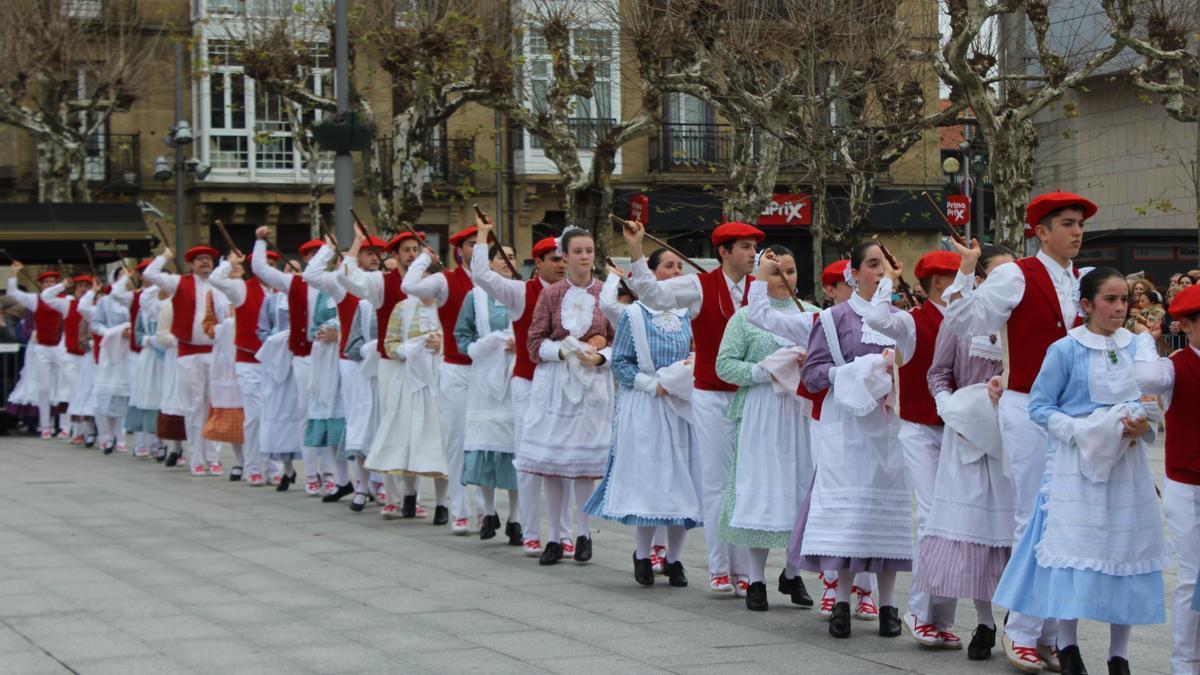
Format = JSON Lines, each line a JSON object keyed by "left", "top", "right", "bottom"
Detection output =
{"left": 997, "top": 390, "right": 1057, "bottom": 646}
{"left": 899, "top": 420, "right": 956, "bottom": 626}
{"left": 1165, "top": 478, "right": 1200, "bottom": 675}
{"left": 512, "top": 377, "right": 570, "bottom": 542}
{"left": 235, "top": 362, "right": 267, "bottom": 476}
{"left": 176, "top": 353, "right": 219, "bottom": 467}
{"left": 692, "top": 388, "right": 748, "bottom": 577}
{"left": 440, "top": 362, "right": 483, "bottom": 521}
{"left": 29, "top": 344, "right": 58, "bottom": 430}
{"left": 292, "top": 355, "right": 323, "bottom": 480}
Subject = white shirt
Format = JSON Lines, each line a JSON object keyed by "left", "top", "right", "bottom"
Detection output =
{"left": 1136, "top": 337, "right": 1200, "bottom": 410}
{"left": 209, "top": 260, "right": 246, "bottom": 308}
{"left": 302, "top": 244, "right": 348, "bottom": 303}
{"left": 744, "top": 279, "right": 815, "bottom": 347}
{"left": 39, "top": 282, "right": 73, "bottom": 317}
{"left": 941, "top": 248, "right": 1078, "bottom": 339}
{"left": 628, "top": 259, "right": 745, "bottom": 316}
{"left": 143, "top": 255, "right": 229, "bottom": 346}
{"left": 468, "top": 244, "right": 548, "bottom": 318}
{"left": 250, "top": 239, "right": 318, "bottom": 326}
{"left": 402, "top": 251, "right": 469, "bottom": 307}
{"left": 6, "top": 278, "right": 38, "bottom": 312}
{"left": 339, "top": 258, "right": 386, "bottom": 307}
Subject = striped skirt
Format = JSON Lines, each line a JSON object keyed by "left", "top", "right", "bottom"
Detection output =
{"left": 913, "top": 535, "right": 1010, "bottom": 601}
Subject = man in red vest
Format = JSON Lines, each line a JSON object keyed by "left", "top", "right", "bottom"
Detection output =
{"left": 942, "top": 191, "right": 1095, "bottom": 672}
{"left": 403, "top": 225, "right": 494, "bottom": 532}
{"left": 863, "top": 250, "right": 962, "bottom": 645}
{"left": 40, "top": 274, "right": 96, "bottom": 444}
{"left": 472, "top": 218, "right": 567, "bottom": 556}
{"left": 341, "top": 229, "right": 424, "bottom": 514}
{"left": 303, "top": 234, "right": 388, "bottom": 507}
{"left": 144, "top": 244, "right": 231, "bottom": 477}
{"left": 6, "top": 264, "right": 64, "bottom": 438}
{"left": 210, "top": 247, "right": 282, "bottom": 487}
{"left": 250, "top": 228, "right": 330, "bottom": 496}
{"left": 625, "top": 219, "right": 762, "bottom": 595}
{"left": 1136, "top": 284, "right": 1200, "bottom": 675}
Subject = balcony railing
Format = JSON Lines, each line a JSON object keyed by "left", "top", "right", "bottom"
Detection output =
{"left": 375, "top": 135, "right": 475, "bottom": 188}
{"left": 649, "top": 123, "right": 868, "bottom": 174}
{"left": 84, "top": 133, "right": 140, "bottom": 192}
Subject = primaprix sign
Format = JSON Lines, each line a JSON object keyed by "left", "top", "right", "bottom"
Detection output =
{"left": 946, "top": 194, "right": 970, "bottom": 226}
{"left": 758, "top": 193, "right": 811, "bottom": 226}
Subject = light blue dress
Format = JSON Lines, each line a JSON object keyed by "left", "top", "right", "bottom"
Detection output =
{"left": 454, "top": 289, "right": 519, "bottom": 491}
{"left": 993, "top": 329, "right": 1167, "bottom": 625}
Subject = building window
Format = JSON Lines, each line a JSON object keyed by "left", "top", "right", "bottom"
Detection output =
{"left": 199, "top": 38, "right": 333, "bottom": 182}
{"left": 523, "top": 27, "right": 618, "bottom": 152}
{"left": 61, "top": 0, "right": 103, "bottom": 19}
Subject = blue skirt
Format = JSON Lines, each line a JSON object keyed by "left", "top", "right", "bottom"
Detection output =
{"left": 303, "top": 418, "right": 346, "bottom": 449}
{"left": 460, "top": 450, "right": 518, "bottom": 491}
{"left": 124, "top": 407, "right": 158, "bottom": 433}
{"left": 993, "top": 492, "right": 1165, "bottom": 625}
{"left": 584, "top": 451, "right": 700, "bottom": 529}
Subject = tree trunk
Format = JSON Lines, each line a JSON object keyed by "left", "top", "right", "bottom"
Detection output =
{"left": 843, "top": 167, "right": 878, "bottom": 251}
{"left": 809, "top": 173, "right": 830, "bottom": 301}
{"left": 724, "top": 127, "right": 781, "bottom": 223}
{"left": 986, "top": 119, "right": 1040, "bottom": 252}
{"left": 392, "top": 110, "right": 428, "bottom": 228}
{"left": 36, "top": 139, "right": 85, "bottom": 202}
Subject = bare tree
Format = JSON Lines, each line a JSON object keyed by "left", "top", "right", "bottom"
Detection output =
{"left": 0, "top": 0, "right": 162, "bottom": 202}
{"left": 937, "top": 0, "right": 1137, "bottom": 250}
{"left": 480, "top": 0, "right": 666, "bottom": 257}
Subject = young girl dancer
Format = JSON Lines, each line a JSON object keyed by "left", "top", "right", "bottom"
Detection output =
{"left": 994, "top": 267, "right": 1167, "bottom": 675}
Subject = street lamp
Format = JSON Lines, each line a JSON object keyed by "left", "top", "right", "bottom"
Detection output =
{"left": 153, "top": 43, "right": 207, "bottom": 257}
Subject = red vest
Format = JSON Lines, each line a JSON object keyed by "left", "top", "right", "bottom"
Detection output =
{"left": 287, "top": 275, "right": 312, "bottom": 357}
{"left": 376, "top": 269, "right": 406, "bottom": 359}
{"left": 170, "top": 275, "right": 213, "bottom": 356}
{"left": 692, "top": 268, "right": 752, "bottom": 391}
{"left": 512, "top": 279, "right": 546, "bottom": 381}
{"left": 64, "top": 299, "right": 87, "bottom": 355}
{"left": 437, "top": 266, "right": 474, "bottom": 366}
{"left": 1005, "top": 257, "right": 1079, "bottom": 394}
{"left": 336, "top": 293, "right": 360, "bottom": 358}
{"left": 1165, "top": 347, "right": 1200, "bottom": 485}
{"left": 898, "top": 302, "right": 944, "bottom": 426}
{"left": 128, "top": 291, "right": 142, "bottom": 353}
{"left": 796, "top": 314, "right": 827, "bottom": 420}
{"left": 34, "top": 297, "right": 63, "bottom": 347}
{"left": 234, "top": 278, "right": 266, "bottom": 364}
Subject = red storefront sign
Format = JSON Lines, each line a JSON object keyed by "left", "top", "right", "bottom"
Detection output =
{"left": 946, "top": 194, "right": 971, "bottom": 226}
{"left": 629, "top": 194, "right": 649, "bottom": 225}
{"left": 758, "top": 193, "right": 811, "bottom": 226}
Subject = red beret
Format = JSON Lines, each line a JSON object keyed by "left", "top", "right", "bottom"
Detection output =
{"left": 244, "top": 250, "right": 281, "bottom": 266}
{"left": 361, "top": 236, "right": 388, "bottom": 251}
{"left": 1170, "top": 285, "right": 1200, "bottom": 319}
{"left": 298, "top": 240, "right": 325, "bottom": 256}
{"left": 71, "top": 274, "right": 94, "bottom": 285}
{"left": 134, "top": 259, "right": 153, "bottom": 272}
{"left": 711, "top": 221, "right": 765, "bottom": 247}
{"left": 449, "top": 225, "right": 495, "bottom": 248}
{"left": 531, "top": 236, "right": 558, "bottom": 259}
{"left": 35, "top": 271, "right": 62, "bottom": 282}
{"left": 821, "top": 260, "right": 849, "bottom": 287}
{"left": 386, "top": 232, "right": 425, "bottom": 252}
{"left": 184, "top": 246, "right": 219, "bottom": 263}
{"left": 914, "top": 251, "right": 962, "bottom": 280}
{"left": 1024, "top": 191, "right": 1098, "bottom": 239}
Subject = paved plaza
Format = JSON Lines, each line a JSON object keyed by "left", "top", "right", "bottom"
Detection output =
{"left": 0, "top": 434, "right": 1178, "bottom": 674}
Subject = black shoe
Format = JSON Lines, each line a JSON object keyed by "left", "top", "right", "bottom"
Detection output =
{"left": 664, "top": 560, "right": 687, "bottom": 587}
{"left": 539, "top": 541, "right": 563, "bottom": 566}
{"left": 829, "top": 602, "right": 852, "bottom": 638}
{"left": 432, "top": 505, "right": 449, "bottom": 526}
{"left": 967, "top": 624, "right": 995, "bottom": 661}
{"left": 633, "top": 553, "right": 654, "bottom": 586}
{"left": 401, "top": 494, "right": 417, "bottom": 518}
{"left": 229, "top": 466, "right": 243, "bottom": 482}
{"left": 102, "top": 442, "right": 114, "bottom": 455}
{"left": 164, "top": 450, "right": 181, "bottom": 467}
{"left": 573, "top": 535, "right": 592, "bottom": 563}
{"left": 348, "top": 492, "right": 368, "bottom": 513}
{"left": 1058, "top": 645, "right": 1088, "bottom": 675}
{"left": 505, "top": 521, "right": 523, "bottom": 546}
{"left": 777, "top": 571, "right": 814, "bottom": 608}
{"left": 155, "top": 452, "right": 166, "bottom": 463}
{"left": 878, "top": 606, "right": 901, "bottom": 637}
{"left": 321, "top": 481, "right": 354, "bottom": 503}
{"left": 1106, "top": 656, "right": 1129, "bottom": 675}
{"left": 276, "top": 471, "right": 296, "bottom": 492}
{"left": 745, "top": 581, "right": 768, "bottom": 611}
{"left": 84, "top": 435, "right": 96, "bottom": 448}
{"left": 480, "top": 514, "right": 501, "bottom": 540}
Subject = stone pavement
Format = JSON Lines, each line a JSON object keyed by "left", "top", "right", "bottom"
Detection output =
{"left": 0, "top": 434, "right": 1177, "bottom": 674}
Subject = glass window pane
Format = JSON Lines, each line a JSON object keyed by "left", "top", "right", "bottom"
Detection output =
{"left": 230, "top": 75, "right": 246, "bottom": 129}
{"left": 255, "top": 89, "right": 290, "bottom": 133}
{"left": 256, "top": 136, "right": 295, "bottom": 170}
{"left": 210, "top": 135, "right": 249, "bottom": 169}
{"left": 210, "top": 75, "right": 226, "bottom": 129}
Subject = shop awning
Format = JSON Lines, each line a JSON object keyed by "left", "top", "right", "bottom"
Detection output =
{"left": 0, "top": 203, "right": 154, "bottom": 264}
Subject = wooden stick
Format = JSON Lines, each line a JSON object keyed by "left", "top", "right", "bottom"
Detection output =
{"left": 919, "top": 191, "right": 967, "bottom": 246}
{"left": 349, "top": 208, "right": 374, "bottom": 241}
{"left": 317, "top": 214, "right": 344, "bottom": 265}
{"left": 777, "top": 271, "right": 805, "bottom": 311}
{"left": 149, "top": 221, "right": 180, "bottom": 273}
{"left": 603, "top": 256, "right": 636, "bottom": 300}
{"left": 610, "top": 214, "right": 706, "bottom": 274}
{"left": 474, "top": 204, "right": 520, "bottom": 279}
{"left": 212, "top": 220, "right": 243, "bottom": 257}
{"left": 81, "top": 244, "right": 99, "bottom": 286}
{"left": 0, "top": 249, "right": 40, "bottom": 288}
{"left": 871, "top": 236, "right": 917, "bottom": 307}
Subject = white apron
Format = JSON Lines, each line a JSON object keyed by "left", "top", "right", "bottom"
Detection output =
{"left": 462, "top": 288, "right": 515, "bottom": 454}
{"left": 255, "top": 330, "right": 302, "bottom": 457}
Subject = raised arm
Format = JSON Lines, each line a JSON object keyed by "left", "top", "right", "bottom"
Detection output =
{"left": 209, "top": 258, "right": 247, "bottom": 307}
{"left": 39, "top": 282, "right": 71, "bottom": 316}
{"left": 716, "top": 313, "right": 770, "bottom": 387}
{"left": 338, "top": 258, "right": 384, "bottom": 306}
{"left": 862, "top": 278, "right": 916, "bottom": 363}
{"left": 940, "top": 261, "right": 1024, "bottom": 339}
{"left": 108, "top": 274, "right": 133, "bottom": 307}
{"left": 303, "top": 244, "right": 346, "bottom": 302}
{"left": 5, "top": 276, "right": 38, "bottom": 312}
{"left": 77, "top": 289, "right": 97, "bottom": 321}
{"left": 627, "top": 258, "right": 701, "bottom": 314}
{"left": 143, "top": 254, "right": 180, "bottom": 296}
{"left": 599, "top": 273, "right": 625, "bottom": 329}
{"left": 744, "top": 280, "right": 815, "bottom": 346}
{"left": 469, "top": 242, "right": 524, "bottom": 312}
{"left": 401, "top": 252, "right": 449, "bottom": 305}
{"left": 250, "top": 239, "right": 292, "bottom": 293}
